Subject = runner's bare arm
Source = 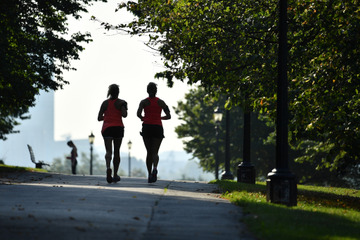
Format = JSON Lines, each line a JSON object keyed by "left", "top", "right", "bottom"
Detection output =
{"left": 97, "top": 101, "right": 108, "bottom": 121}
{"left": 137, "top": 100, "right": 145, "bottom": 121}
{"left": 120, "top": 100, "right": 128, "bottom": 118}
{"left": 159, "top": 99, "right": 171, "bottom": 120}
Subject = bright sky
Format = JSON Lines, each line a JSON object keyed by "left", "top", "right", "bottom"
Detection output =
{"left": 54, "top": 2, "right": 193, "bottom": 160}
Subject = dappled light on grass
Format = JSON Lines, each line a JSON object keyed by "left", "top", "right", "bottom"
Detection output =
{"left": 0, "top": 164, "right": 47, "bottom": 173}
{"left": 216, "top": 180, "right": 360, "bottom": 240}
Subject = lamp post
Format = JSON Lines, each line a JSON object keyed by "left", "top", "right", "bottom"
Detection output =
{"left": 266, "top": 0, "right": 297, "bottom": 206}
{"left": 237, "top": 108, "right": 256, "bottom": 184}
{"left": 88, "top": 132, "right": 95, "bottom": 175}
{"left": 221, "top": 109, "right": 234, "bottom": 180}
{"left": 213, "top": 106, "right": 223, "bottom": 180}
{"left": 127, "top": 140, "right": 132, "bottom": 177}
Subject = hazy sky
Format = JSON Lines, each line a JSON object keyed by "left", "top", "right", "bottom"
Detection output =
{"left": 54, "top": 2, "right": 194, "bottom": 159}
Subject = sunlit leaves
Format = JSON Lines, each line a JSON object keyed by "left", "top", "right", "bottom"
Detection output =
{"left": 0, "top": 0, "right": 107, "bottom": 139}
{"left": 115, "top": 0, "right": 278, "bottom": 106}
{"left": 288, "top": 1, "right": 360, "bottom": 175}
{"left": 113, "top": 0, "right": 360, "bottom": 179}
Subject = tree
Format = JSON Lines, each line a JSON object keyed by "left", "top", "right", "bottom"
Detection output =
{"left": 0, "top": 0, "right": 106, "bottom": 140}
{"left": 114, "top": 0, "right": 278, "bottom": 100}
{"left": 109, "top": 0, "right": 360, "bottom": 181}
{"left": 176, "top": 87, "right": 354, "bottom": 187}
{"left": 286, "top": 1, "right": 360, "bottom": 176}
{"left": 175, "top": 87, "right": 275, "bottom": 178}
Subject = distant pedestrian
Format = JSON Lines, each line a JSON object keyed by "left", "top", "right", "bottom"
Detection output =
{"left": 98, "top": 84, "right": 128, "bottom": 183}
{"left": 137, "top": 82, "right": 171, "bottom": 183}
{"left": 66, "top": 140, "right": 78, "bottom": 175}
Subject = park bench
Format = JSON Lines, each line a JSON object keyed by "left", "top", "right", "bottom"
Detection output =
{"left": 27, "top": 144, "right": 50, "bottom": 169}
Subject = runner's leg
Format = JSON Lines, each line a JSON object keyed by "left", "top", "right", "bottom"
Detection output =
{"left": 113, "top": 138, "right": 122, "bottom": 177}
{"left": 151, "top": 137, "right": 163, "bottom": 169}
{"left": 104, "top": 138, "right": 113, "bottom": 169}
{"left": 143, "top": 137, "right": 152, "bottom": 175}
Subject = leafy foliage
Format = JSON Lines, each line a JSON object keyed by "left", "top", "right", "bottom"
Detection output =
{"left": 109, "top": 0, "right": 360, "bottom": 179}
{"left": 175, "top": 87, "right": 355, "bottom": 187}
{"left": 0, "top": 0, "right": 106, "bottom": 139}
{"left": 287, "top": 1, "right": 360, "bottom": 176}
{"left": 116, "top": 0, "right": 279, "bottom": 102}
{"left": 174, "top": 87, "right": 275, "bottom": 177}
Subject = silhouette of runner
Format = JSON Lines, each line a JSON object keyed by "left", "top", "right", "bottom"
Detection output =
{"left": 98, "top": 84, "right": 128, "bottom": 183}
{"left": 137, "top": 82, "right": 171, "bottom": 183}
{"left": 66, "top": 140, "right": 78, "bottom": 175}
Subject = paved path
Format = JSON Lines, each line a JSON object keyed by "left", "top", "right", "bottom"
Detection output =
{"left": 0, "top": 172, "right": 255, "bottom": 240}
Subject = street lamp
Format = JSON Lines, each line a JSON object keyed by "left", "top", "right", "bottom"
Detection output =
{"left": 221, "top": 109, "right": 234, "bottom": 180}
{"left": 237, "top": 108, "right": 256, "bottom": 184}
{"left": 266, "top": 0, "right": 297, "bottom": 206}
{"left": 213, "top": 106, "right": 223, "bottom": 180}
{"left": 127, "top": 140, "right": 132, "bottom": 177}
{"left": 88, "top": 132, "right": 95, "bottom": 175}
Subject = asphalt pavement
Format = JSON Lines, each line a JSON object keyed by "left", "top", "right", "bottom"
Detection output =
{"left": 0, "top": 171, "right": 255, "bottom": 240}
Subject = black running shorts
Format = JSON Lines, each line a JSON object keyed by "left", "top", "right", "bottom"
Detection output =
{"left": 102, "top": 126, "right": 124, "bottom": 139}
{"left": 141, "top": 124, "right": 164, "bottom": 138}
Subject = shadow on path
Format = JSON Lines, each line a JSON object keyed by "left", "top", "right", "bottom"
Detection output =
{"left": 0, "top": 171, "right": 255, "bottom": 240}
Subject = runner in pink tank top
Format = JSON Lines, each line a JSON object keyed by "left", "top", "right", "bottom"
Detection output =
{"left": 101, "top": 98, "right": 124, "bottom": 132}
{"left": 137, "top": 82, "right": 171, "bottom": 183}
{"left": 98, "top": 84, "right": 128, "bottom": 183}
{"left": 143, "top": 97, "right": 162, "bottom": 125}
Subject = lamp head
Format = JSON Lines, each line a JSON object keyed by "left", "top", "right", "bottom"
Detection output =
{"left": 213, "top": 107, "right": 223, "bottom": 123}
{"left": 88, "top": 132, "right": 95, "bottom": 144}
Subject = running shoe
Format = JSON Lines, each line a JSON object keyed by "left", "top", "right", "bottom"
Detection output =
{"left": 148, "top": 175, "right": 153, "bottom": 183}
{"left": 151, "top": 169, "right": 158, "bottom": 183}
{"left": 106, "top": 169, "right": 112, "bottom": 183}
{"left": 113, "top": 175, "right": 121, "bottom": 183}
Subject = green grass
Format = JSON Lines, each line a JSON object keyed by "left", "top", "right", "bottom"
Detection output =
{"left": 0, "top": 164, "right": 47, "bottom": 173}
{"left": 213, "top": 180, "right": 360, "bottom": 240}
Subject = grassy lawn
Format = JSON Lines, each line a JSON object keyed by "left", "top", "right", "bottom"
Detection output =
{"left": 0, "top": 164, "right": 47, "bottom": 173}
{"left": 214, "top": 180, "right": 360, "bottom": 240}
